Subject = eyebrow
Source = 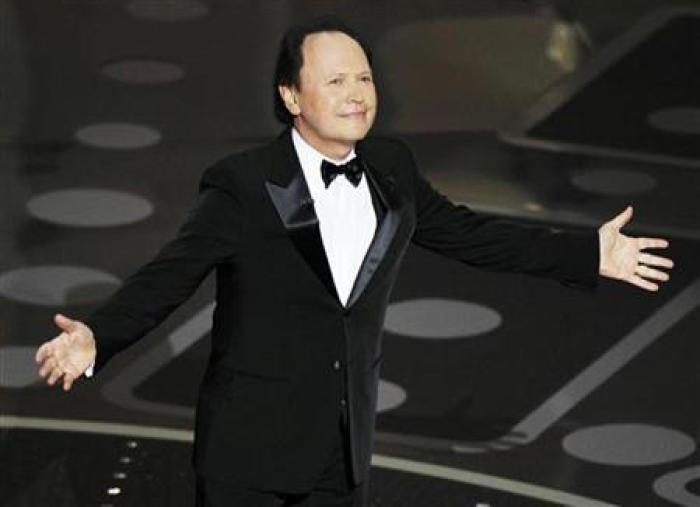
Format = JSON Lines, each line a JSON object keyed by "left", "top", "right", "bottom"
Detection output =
{"left": 327, "top": 70, "right": 373, "bottom": 78}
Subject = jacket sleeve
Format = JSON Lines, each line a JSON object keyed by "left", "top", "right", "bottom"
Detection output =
{"left": 85, "top": 165, "right": 243, "bottom": 373}
{"left": 407, "top": 146, "right": 599, "bottom": 289}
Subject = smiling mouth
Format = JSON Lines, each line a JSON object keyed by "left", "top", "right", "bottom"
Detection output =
{"left": 340, "top": 111, "right": 367, "bottom": 118}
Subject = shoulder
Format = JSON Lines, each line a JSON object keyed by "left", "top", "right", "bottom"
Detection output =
{"left": 357, "top": 134, "right": 417, "bottom": 178}
{"left": 199, "top": 140, "right": 273, "bottom": 192}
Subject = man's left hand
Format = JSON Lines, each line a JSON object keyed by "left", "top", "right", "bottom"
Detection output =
{"left": 598, "top": 206, "right": 673, "bottom": 291}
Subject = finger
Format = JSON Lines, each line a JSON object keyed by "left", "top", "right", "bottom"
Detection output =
{"left": 638, "top": 237, "right": 669, "bottom": 250}
{"left": 37, "top": 336, "right": 65, "bottom": 367}
{"left": 629, "top": 274, "right": 659, "bottom": 292}
{"left": 609, "top": 206, "right": 633, "bottom": 230}
{"left": 54, "top": 313, "right": 78, "bottom": 334}
{"left": 47, "top": 366, "right": 64, "bottom": 386}
{"left": 635, "top": 265, "right": 670, "bottom": 282}
{"left": 63, "top": 372, "right": 76, "bottom": 391}
{"left": 35, "top": 342, "right": 53, "bottom": 363}
{"left": 39, "top": 357, "right": 56, "bottom": 378}
{"left": 639, "top": 253, "right": 674, "bottom": 269}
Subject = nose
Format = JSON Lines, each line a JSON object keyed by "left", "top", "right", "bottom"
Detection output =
{"left": 346, "top": 82, "right": 365, "bottom": 103}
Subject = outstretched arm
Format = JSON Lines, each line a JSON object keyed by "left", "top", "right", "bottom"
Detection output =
{"left": 598, "top": 206, "right": 673, "bottom": 291}
{"left": 34, "top": 164, "right": 243, "bottom": 390}
{"left": 410, "top": 156, "right": 599, "bottom": 288}
{"left": 408, "top": 143, "right": 673, "bottom": 291}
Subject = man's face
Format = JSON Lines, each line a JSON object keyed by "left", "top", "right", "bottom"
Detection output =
{"left": 280, "top": 31, "right": 377, "bottom": 159}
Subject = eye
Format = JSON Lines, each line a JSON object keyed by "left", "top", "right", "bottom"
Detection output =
{"left": 360, "top": 75, "right": 373, "bottom": 83}
{"left": 328, "top": 77, "right": 343, "bottom": 85}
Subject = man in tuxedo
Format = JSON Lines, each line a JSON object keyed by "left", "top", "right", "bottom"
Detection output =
{"left": 35, "top": 18, "right": 673, "bottom": 507}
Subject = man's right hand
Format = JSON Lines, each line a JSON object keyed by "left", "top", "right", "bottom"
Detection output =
{"left": 35, "top": 314, "right": 97, "bottom": 391}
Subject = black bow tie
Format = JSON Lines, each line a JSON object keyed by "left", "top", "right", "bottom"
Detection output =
{"left": 320, "top": 157, "right": 365, "bottom": 188}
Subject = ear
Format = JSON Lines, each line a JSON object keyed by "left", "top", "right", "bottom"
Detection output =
{"left": 278, "top": 85, "right": 301, "bottom": 116}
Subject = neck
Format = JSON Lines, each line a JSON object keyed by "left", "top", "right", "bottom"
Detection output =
{"left": 293, "top": 124, "right": 354, "bottom": 162}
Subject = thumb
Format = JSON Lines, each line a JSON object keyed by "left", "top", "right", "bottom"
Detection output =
{"left": 609, "top": 205, "right": 633, "bottom": 230}
{"left": 54, "top": 313, "right": 78, "bottom": 334}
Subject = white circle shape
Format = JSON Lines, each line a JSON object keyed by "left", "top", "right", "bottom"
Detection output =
{"left": 27, "top": 189, "right": 153, "bottom": 227}
{"left": 654, "top": 465, "right": 700, "bottom": 506}
{"left": 101, "top": 59, "right": 185, "bottom": 85}
{"left": 563, "top": 424, "right": 696, "bottom": 466}
{"left": 0, "top": 266, "right": 120, "bottom": 306}
{"left": 376, "top": 379, "right": 407, "bottom": 413}
{"left": 570, "top": 169, "right": 656, "bottom": 195}
{"left": 648, "top": 107, "right": 700, "bottom": 135}
{"left": 125, "top": 0, "right": 210, "bottom": 21}
{"left": 384, "top": 298, "right": 501, "bottom": 339}
{"left": 0, "top": 346, "right": 42, "bottom": 388}
{"left": 75, "top": 123, "right": 161, "bottom": 150}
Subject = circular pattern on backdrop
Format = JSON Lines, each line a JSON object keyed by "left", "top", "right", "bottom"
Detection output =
{"left": 0, "top": 346, "right": 42, "bottom": 388}
{"left": 648, "top": 107, "right": 700, "bottom": 135}
{"left": 654, "top": 466, "right": 700, "bottom": 506}
{"left": 75, "top": 123, "right": 161, "bottom": 150}
{"left": 0, "top": 266, "right": 120, "bottom": 306}
{"left": 562, "top": 423, "right": 696, "bottom": 466}
{"left": 27, "top": 189, "right": 153, "bottom": 227}
{"left": 384, "top": 298, "right": 501, "bottom": 339}
{"left": 570, "top": 169, "right": 657, "bottom": 195}
{"left": 376, "top": 380, "right": 407, "bottom": 413}
{"left": 125, "top": 0, "right": 210, "bottom": 22}
{"left": 101, "top": 59, "right": 185, "bottom": 85}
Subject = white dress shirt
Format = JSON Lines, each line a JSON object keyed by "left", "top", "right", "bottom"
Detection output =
{"left": 292, "top": 128, "right": 377, "bottom": 306}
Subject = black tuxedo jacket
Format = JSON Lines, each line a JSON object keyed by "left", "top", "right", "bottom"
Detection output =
{"left": 86, "top": 129, "right": 598, "bottom": 493}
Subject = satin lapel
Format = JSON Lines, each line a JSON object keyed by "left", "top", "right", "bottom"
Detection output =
{"left": 346, "top": 159, "right": 401, "bottom": 308}
{"left": 264, "top": 131, "right": 337, "bottom": 301}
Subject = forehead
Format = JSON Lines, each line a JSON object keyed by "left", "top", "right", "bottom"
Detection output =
{"left": 300, "top": 31, "right": 370, "bottom": 75}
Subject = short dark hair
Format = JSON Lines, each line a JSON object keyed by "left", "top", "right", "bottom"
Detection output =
{"left": 273, "top": 17, "right": 373, "bottom": 125}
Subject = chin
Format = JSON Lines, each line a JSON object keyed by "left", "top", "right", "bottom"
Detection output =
{"left": 339, "top": 123, "right": 372, "bottom": 141}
